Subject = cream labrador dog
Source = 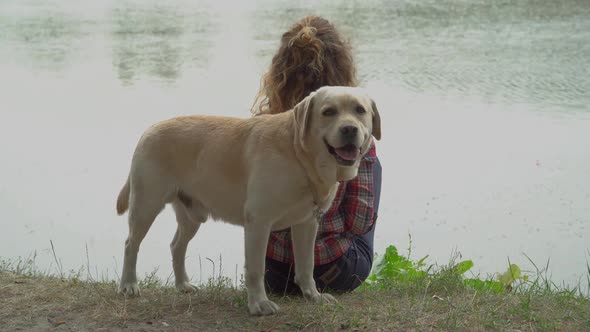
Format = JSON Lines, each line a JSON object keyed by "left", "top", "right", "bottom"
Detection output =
{"left": 115, "top": 86, "right": 381, "bottom": 316}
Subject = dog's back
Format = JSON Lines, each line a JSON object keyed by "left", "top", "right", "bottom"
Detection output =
{"left": 117, "top": 112, "right": 297, "bottom": 224}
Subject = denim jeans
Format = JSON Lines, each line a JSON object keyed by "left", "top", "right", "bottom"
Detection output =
{"left": 264, "top": 157, "right": 382, "bottom": 294}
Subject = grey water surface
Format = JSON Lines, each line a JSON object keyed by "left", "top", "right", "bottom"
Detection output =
{"left": 1, "top": 0, "right": 589, "bottom": 289}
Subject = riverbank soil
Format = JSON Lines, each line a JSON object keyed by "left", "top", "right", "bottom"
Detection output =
{"left": 1, "top": 271, "right": 589, "bottom": 331}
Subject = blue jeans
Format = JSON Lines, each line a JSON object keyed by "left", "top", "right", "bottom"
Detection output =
{"left": 264, "top": 157, "right": 382, "bottom": 294}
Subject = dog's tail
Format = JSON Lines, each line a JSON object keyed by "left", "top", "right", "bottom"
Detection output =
{"left": 116, "top": 177, "right": 130, "bottom": 215}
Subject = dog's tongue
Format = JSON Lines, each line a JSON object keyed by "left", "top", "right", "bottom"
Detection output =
{"left": 334, "top": 146, "right": 359, "bottom": 161}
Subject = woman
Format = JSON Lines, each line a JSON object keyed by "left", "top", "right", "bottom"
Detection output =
{"left": 252, "top": 15, "right": 382, "bottom": 294}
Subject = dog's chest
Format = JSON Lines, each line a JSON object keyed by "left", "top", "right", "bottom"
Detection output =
{"left": 270, "top": 196, "right": 318, "bottom": 231}
{"left": 269, "top": 184, "right": 338, "bottom": 231}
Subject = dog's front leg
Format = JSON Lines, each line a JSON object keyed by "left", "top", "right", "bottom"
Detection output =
{"left": 244, "top": 221, "right": 279, "bottom": 316}
{"left": 291, "top": 220, "right": 337, "bottom": 304}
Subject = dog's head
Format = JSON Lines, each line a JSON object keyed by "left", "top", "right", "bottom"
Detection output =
{"left": 293, "top": 86, "right": 381, "bottom": 181}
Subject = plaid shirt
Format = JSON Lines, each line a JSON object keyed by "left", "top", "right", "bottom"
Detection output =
{"left": 266, "top": 141, "right": 378, "bottom": 265}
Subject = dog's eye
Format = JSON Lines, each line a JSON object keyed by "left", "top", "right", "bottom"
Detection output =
{"left": 322, "top": 108, "right": 337, "bottom": 116}
{"left": 356, "top": 106, "right": 367, "bottom": 114}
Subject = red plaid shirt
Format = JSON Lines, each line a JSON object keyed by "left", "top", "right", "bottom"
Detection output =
{"left": 266, "top": 141, "right": 378, "bottom": 265}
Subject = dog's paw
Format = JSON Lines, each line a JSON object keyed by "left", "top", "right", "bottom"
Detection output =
{"left": 307, "top": 292, "right": 338, "bottom": 305}
{"left": 176, "top": 281, "right": 198, "bottom": 293}
{"left": 118, "top": 282, "right": 141, "bottom": 296}
{"left": 248, "top": 300, "right": 280, "bottom": 316}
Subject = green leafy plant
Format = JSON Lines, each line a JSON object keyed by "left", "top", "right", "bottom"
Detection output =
{"left": 364, "top": 245, "right": 430, "bottom": 285}
{"left": 497, "top": 263, "right": 529, "bottom": 289}
{"left": 364, "top": 244, "right": 528, "bottom": 295}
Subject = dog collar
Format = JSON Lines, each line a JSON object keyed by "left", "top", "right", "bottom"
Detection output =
{"left": 305, "top": 169, "right": 327, "bottom": 223}
{"left": 313, "top": 204, "right": 325, "bottom": 222}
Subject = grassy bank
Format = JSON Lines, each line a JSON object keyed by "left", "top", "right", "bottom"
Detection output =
{"left": 1, "top": 246, "right": 589, "bottom": 331}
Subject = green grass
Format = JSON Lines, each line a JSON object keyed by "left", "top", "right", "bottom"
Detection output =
{"left": 1, "top": 242, "right": 589, "bottom": 331}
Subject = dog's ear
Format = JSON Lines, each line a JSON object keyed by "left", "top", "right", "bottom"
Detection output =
{"left": 371, "top": 98, "right": 381, "bottom": 140}
{"left": 293, "top": 91, "right": 315, "bottom": 149}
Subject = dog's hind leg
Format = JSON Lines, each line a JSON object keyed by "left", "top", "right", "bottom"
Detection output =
{"left": 170, "top": 197, "right": 206, "bottom": 293}
{"left": 118, "top": 187, "right": 166, "bottom": 296}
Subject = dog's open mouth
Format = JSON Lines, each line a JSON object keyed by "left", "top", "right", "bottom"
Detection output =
{"left": 325, "top": 140, "right": 360, "bottom": 166}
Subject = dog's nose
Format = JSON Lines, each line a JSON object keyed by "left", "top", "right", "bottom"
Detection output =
{"left": 340, "top": 125, "right": 358, "bottom": 138}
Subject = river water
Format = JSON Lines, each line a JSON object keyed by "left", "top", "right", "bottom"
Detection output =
{"left": 1, "top": 0, "right": 589, "bottom": 290}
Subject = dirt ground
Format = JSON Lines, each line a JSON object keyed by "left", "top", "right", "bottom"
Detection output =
{"left": 1, "top": 271, "right": 589, "bottom": 331}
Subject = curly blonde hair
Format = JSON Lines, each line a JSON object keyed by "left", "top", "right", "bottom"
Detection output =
{"left": 252, "top": 16, "right": 358, "bottom": 115}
